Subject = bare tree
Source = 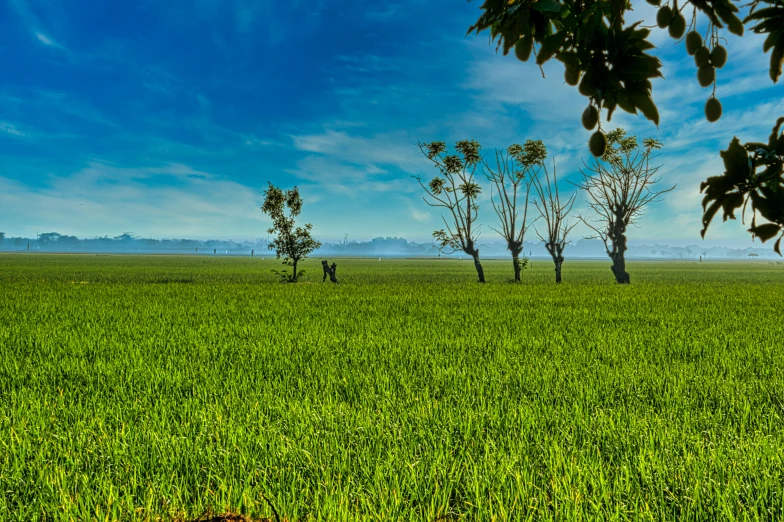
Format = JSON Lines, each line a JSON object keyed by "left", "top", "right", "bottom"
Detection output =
{"left": 531, "top": 158, "right": 578, "bottom": 284}
{"left": 484, "top": 140, "right": 546, "bottom": 281}
{"left": 415, "top": 140, "right": 486, "bottom": 283}
{"left": 572, "top": 129, "right": 675, "bottom": 284}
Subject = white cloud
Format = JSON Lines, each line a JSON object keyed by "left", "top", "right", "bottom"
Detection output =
{"left": 0, "top": 161, "right": 269, "bottom": 239}
{"left": 289, "top": 129, "right": 424, "bottom": 173}
{"left": 410, "top": 208, "right": 431, "bottom": 222}
{"left": 34, "top": 32, "right": 56, "bottom": 46}
{"left": 0, "top": 122, "right": 26, "bottom": 137}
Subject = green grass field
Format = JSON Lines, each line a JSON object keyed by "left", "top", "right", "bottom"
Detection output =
{"left": 1, "top": 254, "right": 784, "bottom": 521}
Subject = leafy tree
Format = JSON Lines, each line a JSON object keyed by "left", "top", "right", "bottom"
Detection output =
{"left": 37, "top": 232, "right": 61, "bottom": 246}
{"left": 415, "top": 140, "right": 486, "bottom": 283}
{"left": 483, "top": 140, "right": 547, "bottom": 281}
{"left": 467, "top": 0, "right": 784, "bottom": 247}
{"left": 531, "top": 158, "right": 578, "bottom": 283}
{"left": 573, "top": 128, "right": 675, "bottom": 283}
{"left": 700, "top": 118, "right": 784, "bottom": 254}
{"left": 260, "top": 182, "right": 321, "bottom": 283}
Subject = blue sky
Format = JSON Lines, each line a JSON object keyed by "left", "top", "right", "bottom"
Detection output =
{"left": 0, "top": 0, "right": 781, "bottom": 247}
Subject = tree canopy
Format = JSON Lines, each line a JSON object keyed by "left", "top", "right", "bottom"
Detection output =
{"left": 468, "top": 0, "right": 784, "bottom": 252}
{"left": 261, "top": 183, "right": 321, "bottom": 282}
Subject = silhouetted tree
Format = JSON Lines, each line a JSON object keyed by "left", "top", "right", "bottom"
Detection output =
{"left": 484, "top": 140, "right": 546, "bottom": 281}
{"left": 322, "top": 260, "right": 339, "bottom": 283}
{"left": 531, "top": 158, "right": 577, "bottom": 283}
{"left": 573, "top": 129, "right": 675, "bottom": 284}
{"left": 701, "top": 118, "right": 784, "bottom": 254}
{"left": 261, "top": 183, "right": 321, "bottom": 283}
{"left": 467, "top": 0, "right": 783, "bottom": 243}
{"left": 415, "top": 140, "right": 486, "bottom": 283}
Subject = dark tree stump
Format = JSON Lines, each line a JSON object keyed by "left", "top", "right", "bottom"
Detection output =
{"left": 322, "top": 260, "right": 339, "bottom": 283}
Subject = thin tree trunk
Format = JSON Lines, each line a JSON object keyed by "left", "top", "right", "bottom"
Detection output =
{"left": 554, "top": 259, "right": 563, "bottom": 283}
{"left": 512, "top": 256, "right": 522, "bottom": 282}
{"left": 292, "top": 259, "right": 299, "bottom": 282}
{"left": 472, "top": 252, "right": 485, "bottom": 283}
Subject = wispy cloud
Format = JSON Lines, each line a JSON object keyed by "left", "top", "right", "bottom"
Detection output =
{"left": 34, "top": 32, "right": 56, "bottom": 46}
{"left": 0, "top": 160, "right": 267, "bottom": 239}
{"left": 0, "top": 122, "right": 27, "bottom": 137}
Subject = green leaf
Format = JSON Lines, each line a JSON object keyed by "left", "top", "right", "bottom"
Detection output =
{"left": 536, "top": 32, "right": 566, "bottom": 65}
{"left": 616, "top": 94, "right": 637, "bottom": 114}
{"left": 748, "top": 223, "right": 782, "bottom": 242}
{"left": 614, "top": 56, "right": 662, "bottom": 82}
{"left": 771, "top": 42, "right": 784, "bottom": 83}
{"left": 753, "top": 18, "right": 784, "bottom": 34}
{"left": 721, "top": 192, "right": 744, "bottom": 220}
{"left": 721, "top": 138, "right": 751, "bottom": 181}
{"left": 629, "top": 91, "right": 660, "bottom": 126}
{"left": 715, "top": 3, "right": 744, "bottom": 36}
{"left": 701, "top": 200, "right": 723, "bottom": 237}
{"left": 555, "top": 50, "right": 579, "bottom": 65}
{"left": 533, "top": 0, "right": 562, "bottom": 14}
{"left": 743, "top": 6, "right": 784, "bottom": 23}
{"left": 763, "top": 29, "right": 782, "bottom": 53}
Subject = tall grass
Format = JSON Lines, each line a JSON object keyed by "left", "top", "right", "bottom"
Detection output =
{"left": 1, "top": 254, "right": 783, "bottom": 521}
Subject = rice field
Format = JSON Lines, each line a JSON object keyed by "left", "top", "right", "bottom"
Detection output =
{"left": 1, "top": 254, "right": 784, "bottom": 521}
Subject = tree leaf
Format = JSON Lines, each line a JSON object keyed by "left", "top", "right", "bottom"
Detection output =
{"left": 701, "top": 199, "right": 723, "bottom": 238}
{"left": 715, "top": 2, "right": 744, "bottom": 36}
{"left": 763, "top": 29, "right": 782, "bottom": 53}
{"left": 536, "top": 32, "right": 566, "bottom": 65}
{"left": 721, "top": 138, "right": 751, "bottom": 181}
{"left": 743, "top": 6, "right": 784, "bottom": 23}
{"left": 616, "top": 94, "right": 637, "bottom": 114}
{"left": 533, "top": 0, "right": 562, "bottom": 14}
{"left": 770, "top": 41, "right": 784, "bottom": 83}
{"left": 629, "top": 91, "right": 660, "bottom": 126}
{"left": 720, "top": 191, "right": 744, "bottom": 220}
{"left": 748, "top": 223, "right": 782, "bottom": 242}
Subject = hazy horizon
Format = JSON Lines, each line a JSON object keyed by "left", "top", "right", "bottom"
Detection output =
{"left": 1, "top": 230, "right": 778, "bottom": 254}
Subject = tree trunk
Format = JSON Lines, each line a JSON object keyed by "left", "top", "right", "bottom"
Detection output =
{"left": 608, "top": 219, "right": 630, "bottom": 284}
{"left": 472, "top": 252, "right": 485, "bottom": 283}
{"left": 292, "top": 259, "right": 299, "bottom": 282}
{"left": 554, "top": 259, "right": 563, "bottom": 283}
{"left": 610, "top": 254, "right": 630, "bottom": 284}
{"left": 512, "top": 256, "right": 522, "bottom": 282}
{"left": 322, "top": 260, "right": 338, "bottom": 283}
{"left": 609, "top": 230, "right": 630, "bottom": 284}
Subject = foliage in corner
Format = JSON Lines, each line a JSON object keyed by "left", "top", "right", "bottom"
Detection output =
{"left": 700, "top": 117, "right": 784, "bottom": 254}
{"left": 468, "top": 0, "right": 784, "bottom": 247}
{"left": 468, "top": 0, "right": 782, "bottom": 128}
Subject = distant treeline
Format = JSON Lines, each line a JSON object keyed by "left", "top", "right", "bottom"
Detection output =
{"left": 0, "top": 232, "right": 778, "bottom": 259}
